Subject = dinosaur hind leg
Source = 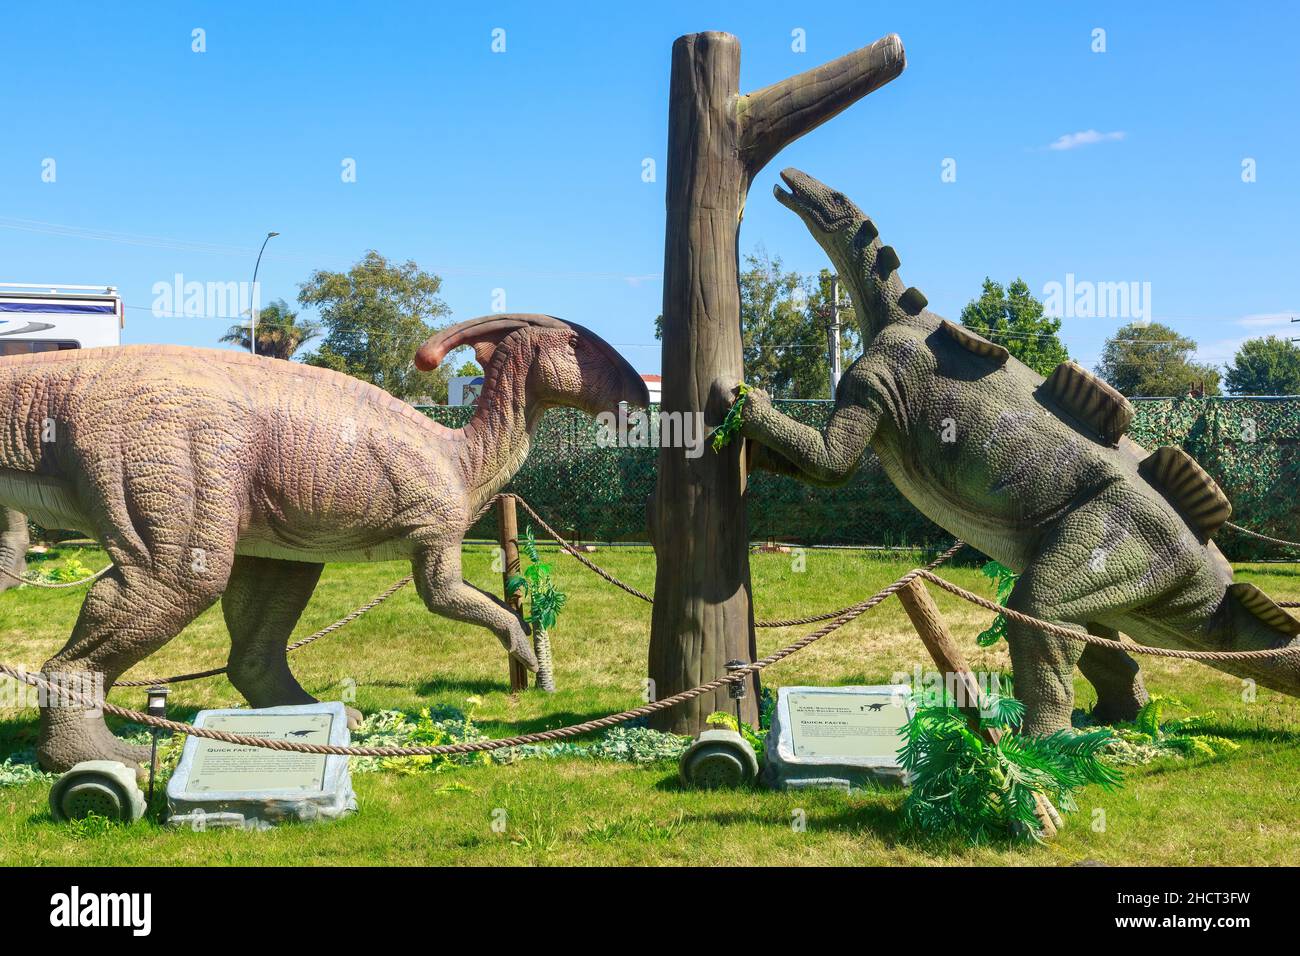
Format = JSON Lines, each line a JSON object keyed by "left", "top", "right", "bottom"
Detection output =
{"left": 1004, "top": 494, "right": 1175, "bottom": 737}
{"left": 37, "top": 563, "right": 229, "bottom": 773}
{"left": 222, "top": 556, "right": 360, "bottom": 724}
{"left": 1078, "top": 630, "right": 1149, "bottom": 724}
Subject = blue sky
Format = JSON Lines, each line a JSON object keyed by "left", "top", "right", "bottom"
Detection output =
{"left": 1, "top": 1, "right": 1295, "bottom": 375}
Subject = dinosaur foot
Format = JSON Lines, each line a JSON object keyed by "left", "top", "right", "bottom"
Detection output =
{"left": 36, "top": 714, "right": 152, "bottom": 778}
{"left": 1089, "top": 695, "right": 1145, "bottom": 726}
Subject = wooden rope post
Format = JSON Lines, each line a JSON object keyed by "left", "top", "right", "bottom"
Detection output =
{"left": 497, "top": 495, "right": 529, "bottom": 693}
{"left": 896, "top": 577, "right": 1061, "bottom": 838}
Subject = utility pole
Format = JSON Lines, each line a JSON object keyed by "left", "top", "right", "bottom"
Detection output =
{"left": 249, "top": 230, "right": 280, "bottom": 356}
{"left": 827, "top": 275, "right": 843, "bottom": 396}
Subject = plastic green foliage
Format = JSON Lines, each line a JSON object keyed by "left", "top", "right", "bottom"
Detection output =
{"left": 1107, "top": 695, "right": 1240, "bottom": 763}
{"left": 976, "top": 560, "right": 1019, "bottom": 647}
{"left": 506, "top": 525, "right": 567, "bottom": 633}
{"left": 705, "top": 710, "right": 768, "bottom": 757}
{"left": 899, "top": 689, "right": 1121, "bottom": 843}
{"left": 710, "top": 383, "right": 752, "bottom": 452}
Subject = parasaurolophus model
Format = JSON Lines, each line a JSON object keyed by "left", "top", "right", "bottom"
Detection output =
{"left": 0, "top": 313, "right": 648, "bottom": 772}
{"left": 736, "top": 168, "right": 1300, "bottom": 736}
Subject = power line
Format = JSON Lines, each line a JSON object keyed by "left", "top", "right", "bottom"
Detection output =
{"left": 0, "top": 215, "right": 659, "bottom": 283}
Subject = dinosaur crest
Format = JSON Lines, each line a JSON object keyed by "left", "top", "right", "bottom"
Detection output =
{"left": 1138, "top": 446, "right": 1231, "bottom": 540}
{"left": 1041, "top": 361, "right": 1133, "bottom": 446}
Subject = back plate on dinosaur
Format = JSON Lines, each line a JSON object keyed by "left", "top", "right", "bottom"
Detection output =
{"left": 1228, "top": 582, "right": 1300, "bottom": 636}
{"left": 1139, "top": 445, "right": 1232, "bottom": 540}
{"left": 938, "top": 319, "right": 1009, "bottom": 364}
{"left": 1041, "top": 361, "right": 1133, "bottom": 446}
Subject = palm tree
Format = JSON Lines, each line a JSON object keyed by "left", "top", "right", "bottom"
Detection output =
{"left": 221, "top": 298, "right": 322, "bottom": 360}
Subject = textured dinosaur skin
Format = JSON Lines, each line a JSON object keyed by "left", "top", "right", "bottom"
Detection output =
{"left": 738, "top": 169, "right": 1300, "bottom": 735}
{"left": 0, "top": 314, "right": 647, "bottom": 772}
{"left": 0, "top": 506, "right": 27, "bottom": 594}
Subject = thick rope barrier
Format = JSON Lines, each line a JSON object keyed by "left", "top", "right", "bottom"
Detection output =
{"left": 6, "top": 554, "right": 1297, "bottom": 758}
{"left": 0, "top": 565, "right": 931, "bottom": 757}
{"left": 44, "top": 494, "right": 510, "bottom": 688}
{"left": 1224, "top": 520, "right": 1300, "bottom": 552}
{"left": 111, "top": 576, "right": 415, "bottom": 688}
{"left": 0, "top": 563, "right": 111, "bottom": 588}
{"left": 913, "top": 571, "right": 1300, "bottom": 664}
{"left": 512, "top": 494, "right": 966, "bottom": 626}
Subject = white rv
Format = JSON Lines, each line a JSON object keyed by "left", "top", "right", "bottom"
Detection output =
{"left": 0, "top": 282, "right": 123, "bottom": 355}
{"left": 0, "top": 283, "right": 124, "bottom": 586}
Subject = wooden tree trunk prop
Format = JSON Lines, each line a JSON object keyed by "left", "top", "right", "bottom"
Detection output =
{"left": 649, "top": 31, "right": 906, "bottom": 734}
{"left": 896, "top": 578, "right": 1061, "bottom": 838}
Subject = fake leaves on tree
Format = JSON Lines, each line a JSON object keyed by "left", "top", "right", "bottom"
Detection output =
{"left": 506, "top": 526, "right": 567, "bottom": 633}
{"left": 899, "top": 691, "right": 1121, "bottom": 843}
{"left": 710, "top": 383, "right": 751, "bottom": 452}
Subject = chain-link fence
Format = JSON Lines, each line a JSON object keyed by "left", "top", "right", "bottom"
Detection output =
{"left": 424, "top": 396, "right": 1300, "bottom": 559}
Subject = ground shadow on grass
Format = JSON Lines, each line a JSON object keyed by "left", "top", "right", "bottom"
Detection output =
{"left": 650, "top": 771, "right": 1054, "bottom": 855}
{"left": 414, "top": 677, "right": 513, "bottom": 696}
{"left": 475, "top": 710, "right": 630, "bottom": 738}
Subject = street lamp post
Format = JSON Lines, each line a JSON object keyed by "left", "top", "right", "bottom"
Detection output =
{"left": 250, "top": 231, "right": 280, "bottom": 356}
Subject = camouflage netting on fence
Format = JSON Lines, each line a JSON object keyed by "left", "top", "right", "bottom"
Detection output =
{"left": 427, "top": 398, "right": 1299, "bottom": 559}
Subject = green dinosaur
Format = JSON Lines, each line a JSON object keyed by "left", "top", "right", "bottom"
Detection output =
{"left": 735, "top": 168, "right": 1300, "bottom": 736}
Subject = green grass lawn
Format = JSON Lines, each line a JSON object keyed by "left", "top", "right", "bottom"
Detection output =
{"left": 1, "top": 542, "right": 1298, "bottom": 866}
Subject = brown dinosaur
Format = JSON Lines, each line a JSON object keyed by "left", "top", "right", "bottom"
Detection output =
{"left": 0, "top": 313, "right": 647, "bottom": 772}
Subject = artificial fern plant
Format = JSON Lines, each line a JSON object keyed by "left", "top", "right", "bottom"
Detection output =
{"left": 899, "top": 688, "right": 1122, "bottom": 843}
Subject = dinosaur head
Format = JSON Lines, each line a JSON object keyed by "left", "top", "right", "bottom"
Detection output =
{"left": 774, "top": 167, "right": 916, "bottom": 343}
{"left": 415, "top": 314, "right": 649, "bottom": 415}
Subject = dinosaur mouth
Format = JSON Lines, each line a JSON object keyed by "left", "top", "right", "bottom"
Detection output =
{"left": 773, "top": 168, "right": 860, "bottom": 234}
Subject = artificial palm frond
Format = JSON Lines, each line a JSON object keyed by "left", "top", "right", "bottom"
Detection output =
{"left": 900, "top": 690, "right": 1122, "bottom": 844}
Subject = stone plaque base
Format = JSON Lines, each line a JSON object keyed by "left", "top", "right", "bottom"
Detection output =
{"left": 166, "top": 702, "right": 356, "bottom": 830}
{"left": 763, "top": 685, "right": 913, "bottom": 792}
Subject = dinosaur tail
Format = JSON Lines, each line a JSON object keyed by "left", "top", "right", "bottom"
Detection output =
{"left": 773, "top": 168, "right": 930, "bottom": 343}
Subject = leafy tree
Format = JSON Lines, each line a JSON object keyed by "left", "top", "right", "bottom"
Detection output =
{"left": 299, "top": 250, "right": 453, "bottom": 402}
{"left": 454, "top": 360, "right": 483, "bottom": 378}
{"left": 219, "top": 298, "right": 321, "bottom": 360}
{"left": 959, "top": 278, "right": 1068, "bottom": 377}
{"left": 738, "top": 251, "right": 859, "bottom": 399}
{"left": 1224, "top": 335, "right": 1300, "bottom": 396}
{"left": 1096, "top": 322, "right": 1221, "bottom": 397}
{"left": 654, "top": 250, "right": 858, "bottom": 399}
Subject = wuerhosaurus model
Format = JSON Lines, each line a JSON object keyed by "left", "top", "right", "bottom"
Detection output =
{"left": 737, "top": 169, "right": 1300, "bottom": 735}
{"left": 0, "top": 314, "right": 647, "bottom": 771}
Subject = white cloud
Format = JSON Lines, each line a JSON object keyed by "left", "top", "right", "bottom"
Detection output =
{"left": 1196, "top": 337, "right": 1249, "bottom": 366}
{"left": 1236, "top": 312, "right": 1297, "bottom": 329}
{"left": 1047, "top": 129, "right": 1126, "bottom": 151}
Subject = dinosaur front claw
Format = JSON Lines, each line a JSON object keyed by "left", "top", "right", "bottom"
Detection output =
{"left": 506, "top": 622, "right": 539, "bottom": 672}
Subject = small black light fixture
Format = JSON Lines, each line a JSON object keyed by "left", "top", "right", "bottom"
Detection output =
{"left": 145, "top": 686, "right": 169, "bottom": 805}
{"left": 726, "top": 659, "right": 747, "bottom": 728}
